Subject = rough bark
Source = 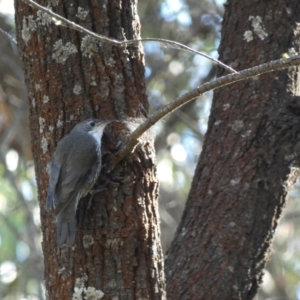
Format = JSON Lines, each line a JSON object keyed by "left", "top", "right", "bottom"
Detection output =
{"left": 15, "top": 0, "right": 165, "bottom": 299}
{"left": 166, "top": 1, "right": 300, "bottom": 299}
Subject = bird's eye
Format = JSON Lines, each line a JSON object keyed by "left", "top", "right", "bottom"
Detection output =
{"left": 90, "top": 121, "right": 95, "bottom": 127}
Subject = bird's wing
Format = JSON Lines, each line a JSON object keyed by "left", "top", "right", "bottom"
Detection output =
{"left": 46, "top": 133, "right": 72, "bottom": 211}
{"left": 54, "top": 132, "right": 99, "bottom": 215}
{"left": 46, "top": 158, "right": 62, "bottom": 210}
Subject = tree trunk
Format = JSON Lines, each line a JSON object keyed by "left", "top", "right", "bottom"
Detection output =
{"left": 165, "top": 1, "right": 300, "bottom": 299}
{"left": 15, "top": 0, "right": 165, "bottom": 299}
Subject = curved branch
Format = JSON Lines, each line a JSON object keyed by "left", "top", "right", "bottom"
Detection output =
{"left": 0, "top": 28, "right": 17, "bottom": 45}
{"left": 112, "top": 55, "right": 300, "bottom": 168}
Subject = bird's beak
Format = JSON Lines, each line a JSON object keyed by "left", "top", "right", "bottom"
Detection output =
{"left": 101, "top": 120, "right": 118, "bottom": 125}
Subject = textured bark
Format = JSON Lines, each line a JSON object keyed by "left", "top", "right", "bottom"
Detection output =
{"left": 166, "top": 1, "right": 300, "bottom": 299}
{"left": 15, "top": 0, "right": 165, "bottom": 299}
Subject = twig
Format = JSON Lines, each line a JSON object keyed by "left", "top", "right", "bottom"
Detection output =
{"left": 21, "top": 0, "right": 237, "bottom": 74}
{"left": 0, "top": 212, "right": 23, "bottom": 241}
{"left": 0, "top": 28, "right": 17, "bottom": 45}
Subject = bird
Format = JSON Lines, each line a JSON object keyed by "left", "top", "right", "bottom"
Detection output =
{"left": 46, "top": 119, "right": 112, "bottom": 246}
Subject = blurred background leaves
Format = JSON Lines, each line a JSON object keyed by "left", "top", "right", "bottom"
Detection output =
{"left": 0, "top": 0, "right": 299, "bottom": 299}
{"left": 0, "top": 2, "right": 43, "bottom": 299}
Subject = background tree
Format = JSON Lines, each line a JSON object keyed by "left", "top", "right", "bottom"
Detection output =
{"left": 0, "top": 0, "right": 300, "bottom": 299}
{"left": 165, "top": 1, "right": 300, "bottom": 298}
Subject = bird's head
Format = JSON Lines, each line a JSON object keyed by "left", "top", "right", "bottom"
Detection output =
{"left": 72, "top": 119, "right": 113, "bottom": 145}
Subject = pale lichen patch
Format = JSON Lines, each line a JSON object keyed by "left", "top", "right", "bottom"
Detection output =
{"left": 35, "top": 83, "right": 42, "bottom": 91}
{"left": 75, "top": 274, "right": 88, "bottom": 288}
{"left": 241, "top": 130, "right": 251, "bottom": 138}
{"left": 39, "top": 117, "right": 45, "bottom": 133}
{"left": 228, "top": 265, "right": 234, "bottom": 273}
{"left": 81, "top": 36, "right": 98, "bottom": 58}
{"left": 41, "top": 136, "right": 48, "bottom": 154}
{"left": 73, "top": 84, "right": 82, "bottom": 95}
{"left": 230, "top": 178, "right": 241, "bottom": 186}
{"left": 285, "top": 153, "right": 295, "bottom": 161}
{"left": 32, "top": 98, "right": 36, "bottom": 108}
{"left": 231, "top": 120, "right": 244, "bottom": 132}
{"left": 107, "top": 57, "right": 116, "bottom": 67}
{"left": 52, "top": 40, "right": 78, "bottom": 63}
{"left": 288, "top": 47, "right": 298, "bottom": 56}
{"left": 107, "top": 279, "right": 117, "bottom": 288}
{"left": 56, "top": 119, "right": 63, "bottom": 128}
{"left": 243, "top": 30, "right": 253, "bottom": 42}
{"left": 83, "top": 235, "right": 94, "bottom": 248}
{"left": 58, "top": 267, "right": 66, "bottom": 274}
{"left": 90, "top": 77, "right": 97, "bottom": 86}
{"left": 84, "top": 287, "right": 104, "bottom": 300}
{"left": 73, "top": 287, "right": 84, "bottom": 300}
{"left": 72, "top": 275, "right": 88, "bottom": 300}
{"left": 22, "top": 16, "right": 37, "bottom": 43}
{"left": 223, "top": 103, "right": 230, "bottom": 111}
{"left": 248, "top": 16, "right": 268, "bottom": 40}
{"left": 37, "top": 9, "right": 53, "bottom": 26}
{"left": 76, "top": 7, "right": 89, "bottom": 20}
{"left": 43, "top": 95, "right": 49, "bottom": 104}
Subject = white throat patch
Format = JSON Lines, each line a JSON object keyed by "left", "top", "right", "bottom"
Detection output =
{"left": 89, "top": 125, "right": 106, "bottom": 146}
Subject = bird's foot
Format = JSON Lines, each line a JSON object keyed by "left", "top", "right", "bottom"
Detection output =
{"left": 87, "top": 181, "right": 109, "bottom": 209}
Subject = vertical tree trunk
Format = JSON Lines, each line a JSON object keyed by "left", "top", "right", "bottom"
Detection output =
{"left": 166, "top": 1, "right": 300, "bottom": 299}
{"left": 15, "top": 0, "right": 165, "bottom": 299}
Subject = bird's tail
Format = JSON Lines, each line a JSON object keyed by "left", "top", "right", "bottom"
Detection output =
{"left": 56, "top": 209, "right": 76, "bottom": 246}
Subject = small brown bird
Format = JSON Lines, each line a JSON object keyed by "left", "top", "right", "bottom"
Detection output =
{"left": 46, "top": 119, "right": 112, "bottom": 245}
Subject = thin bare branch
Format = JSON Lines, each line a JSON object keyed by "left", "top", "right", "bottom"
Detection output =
{"left": 0, "top": 28, "right": 17, "bottom": 45}
{"left": 21, "top": 0, "right": 237, "bottom": 74}
{"left": 0, "top": 212, "right": 23, "bottom": 241}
